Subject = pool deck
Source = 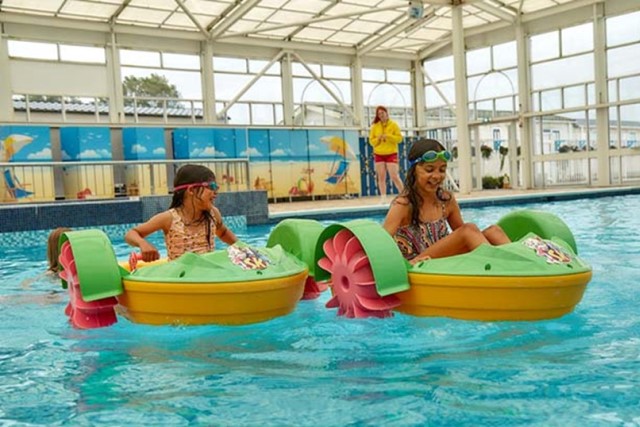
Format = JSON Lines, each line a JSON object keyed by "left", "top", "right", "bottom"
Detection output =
{"left": 267, "top": 185, "right": 640, "bottom": 221}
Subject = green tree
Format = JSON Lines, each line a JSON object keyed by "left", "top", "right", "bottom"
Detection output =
{"left": 122, "top": 73, "right": 181, "bottom": 108}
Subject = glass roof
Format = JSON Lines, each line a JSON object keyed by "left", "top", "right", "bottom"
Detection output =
{"left": 0, "top": 0, "right": 589, "bottom": 56}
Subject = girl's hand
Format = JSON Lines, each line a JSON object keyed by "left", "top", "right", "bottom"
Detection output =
{"left": 410, "top": 253, "right": 431, "bottom": 265}
{"left": 139, "top": 241, "right": 160, "bottom": 262}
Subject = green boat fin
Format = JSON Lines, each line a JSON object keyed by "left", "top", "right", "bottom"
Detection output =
{"left": 59, "top": 230, "right": 123, "bottom": 301}
{"left": 315, "top": 220, "right": 410, "bottom": 296}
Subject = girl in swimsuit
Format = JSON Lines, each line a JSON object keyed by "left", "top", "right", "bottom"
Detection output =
{"left": 383, "top": 138, "right": 510, "bottom": 264}
{"left": 125, "top": 164, "right": 237, "bottom": 261}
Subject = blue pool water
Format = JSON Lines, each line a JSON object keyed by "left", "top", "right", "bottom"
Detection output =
{"left": 1, "top": 195, "right": 639, "bottom": 426}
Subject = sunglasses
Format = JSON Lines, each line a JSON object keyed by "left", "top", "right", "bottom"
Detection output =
{"left": 173, "top": 181, "right": 219, "bottom": 192}
{"left": 410, "top": 150, "right": 452, "bottom": 166}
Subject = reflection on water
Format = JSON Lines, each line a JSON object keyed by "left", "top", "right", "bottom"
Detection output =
{"left": 1, "top": 195, "right": 639, "bottom": 426}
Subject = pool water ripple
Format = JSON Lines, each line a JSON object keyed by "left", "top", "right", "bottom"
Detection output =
{"left": 1, "top": 195, "right": 639, "bottom": 426}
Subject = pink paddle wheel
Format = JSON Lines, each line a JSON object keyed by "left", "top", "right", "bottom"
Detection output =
{"left": 59, "top": 241, "right": 118, "bottom": 329}
{"left": 318, "top": 229, "right": 400, "bottom": 318}
{"left": 301, "top": 276, "right": 329, "bottom": 300}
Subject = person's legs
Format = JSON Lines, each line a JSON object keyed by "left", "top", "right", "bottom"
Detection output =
{"left": 413, "top": 223, "right": 489, "bottom": 262}
{"left": 386, "top": 162, "right": 404, "bottom": 193}
{"left": 375, "top": 162, "right": 388, "bottom": 197}
{"left": 482, "top": 225, "right": 511, "bottom": 245}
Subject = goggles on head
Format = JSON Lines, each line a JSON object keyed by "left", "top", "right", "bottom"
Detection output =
{"left": 173, "top": 181, "right": 219, "bottom": 192}
{"left": 409, "top": 150, "right": 452, "bottom": 167}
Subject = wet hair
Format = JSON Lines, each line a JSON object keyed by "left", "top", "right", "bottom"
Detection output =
{"left": 372, "top": 106, "right": 389, "bottom": 125}
{"left": 47, "top": 227, "right": 71, "bottom": 272}
{"left": 170, "top": 164, "right": 216, "bottom": 249}
{"left": 404, "top": 138, "right": 452, "bottom": 226}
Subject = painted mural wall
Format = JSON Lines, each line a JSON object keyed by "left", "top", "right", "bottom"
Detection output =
{"left": 247, "top": 128, "right": 361, "bottom": 200}
{"left": 2, "top": 126, "right": 363, "bottom": 202}
{"left": 0, "top": 125, "right": 55, "bottom": 202}
{"left": 122, "top": 127, "right": 168, "bottom": 196}
{"left": 60, "top": 126, "right": 114, "bottom": 199}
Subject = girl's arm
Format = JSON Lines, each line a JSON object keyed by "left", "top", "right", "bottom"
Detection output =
{"left": 213, "top": 208, "right": 238, "bottom": 245}
{"left": 383, "top": 197, "right": 411, "bottom": 236}
{"left": 446, "top": 196, "right": 465, "bottom": 231}
{"left": 125, "top": 211, "right": 171, "bottom": 261}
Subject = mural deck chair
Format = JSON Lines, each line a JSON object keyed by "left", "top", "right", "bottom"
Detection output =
{"left": 325, "top": 159, "right": 350, "bottom": 185}
{"left": 3, "top": 169, "right": 33, "bottom": 200}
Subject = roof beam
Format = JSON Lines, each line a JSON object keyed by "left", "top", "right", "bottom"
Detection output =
{"left": 55, "top": 0, "right": 71, "bottom": 17}
{"left": 108, "top": 0, "right": 132, "bottom": 26}
{"left": 283, "top": 1, "right": 339, "bottom": 41}
{"left": 472, "top": 2, "right": 517, "bottom": 22}
{"left": 216, "top": 3, "right": 405, "bottom": 39}
{"left": 417, "top": 39, "right": 450, "bottom": 60}
{"left": 209, "top": 0, "right": 261, "bottom": 39}
{"left": 174, "top": 0, "right": 210, "bottom": 39}
{"left": 205, "top": 1, "right": 240, "bottom": 32}
{"left": 421, "top": 0, "right": 483, "bottom": 3}
{"left": 358, "top": 9, "right": 437, "bottom": 56}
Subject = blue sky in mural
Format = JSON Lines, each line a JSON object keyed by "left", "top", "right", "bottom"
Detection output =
{"left": 60, "top": 127, "right": 112, "bottom": 161}
{"left": 0, "top": 125, "right": 52, "bottom": 162}
{"left": 123, "top": 127, "right": 166, "bottom": 160}
{"left": 173, "top": 128, "right": 246, "bottom": 159}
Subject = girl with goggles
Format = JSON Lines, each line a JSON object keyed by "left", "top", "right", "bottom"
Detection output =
{"left": 383, "top": 138, "right": 510, "bottom": 264}
{"left": 408, "top": 149, "right": 453, "bottom": 167}
{"left": 125, "top": 164, "right": 237, "bottom": 262}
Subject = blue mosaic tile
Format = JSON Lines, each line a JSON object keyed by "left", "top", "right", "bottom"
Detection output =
{"left": 0, "top": 191, "right": 264, "bottom": 233}
{"left": 0, "top": 215, "right": 247, "bottom": 248}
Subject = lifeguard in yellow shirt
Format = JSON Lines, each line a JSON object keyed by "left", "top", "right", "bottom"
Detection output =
{"left": 369, "top": 106, "right": 404, "bottom": 203}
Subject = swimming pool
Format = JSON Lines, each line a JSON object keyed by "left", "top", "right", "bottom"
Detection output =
{"left": 1, "top": 195, "right": 639, "bottom": 426}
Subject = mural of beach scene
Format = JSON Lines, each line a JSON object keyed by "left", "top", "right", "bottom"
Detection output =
{"left": 309, "top": 129, "right": 361, "bottom": 198}
{"left": 173, "top": 127, "right": 248, "bottom": 193}
{"left": 60, "top": 126, "right": 114, "bottom": 199}
{"left": 0, "top": 125, "right": 55, "bottom": 202}
{"left": 246, "top": 128, "right": 360, "bottom": 200}
{"left": 122, "top": 127, "right": 168, "bottom": 196}
{"left": 246, "top": 129, "right": 274, "bottom": 198}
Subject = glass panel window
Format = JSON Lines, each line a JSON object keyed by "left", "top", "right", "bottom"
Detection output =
{"left": 163, "top": 53, "right": 200, "bottom": 70}
{"left": 561, "top": 23, "right": 593, "bottom": 56}
{"left": 8, "top": 40, "right": 57, "bottom": 60}
{"left": 120, "top": 49, "right": 161, "bottom": 67}
{"left": 60, "top": 45, "right": 105, "bottom": 63}
{"left": 466, "top": 47, "right": 491, "bottom": 76}
{"left": 607, "top": 44, "right": 640, "bottom": 78}
{"left": 606, "top": 11, "right": 640, "bottom": 47}
{"left": 531, "top": 54, "right": 594, "bottom": 90}
{"left": 423, "top": 56, "right": 454, "bottom": 82}
{"left": 563, "top": 85, "right": 585, "bottom": 109}
{"left": 493, "top": 41, "right": 516, "bottom": 69}
{"left": 213, "top": 57, "right": 247, "bottom": 73}
{"left": 530, "top": 31, "right": 559, "bottom": 62}
{"left": 323, "top": 64, "right": 350, "bottom": 79}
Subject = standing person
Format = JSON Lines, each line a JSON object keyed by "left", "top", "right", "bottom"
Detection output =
{"left": 369, "top": 105, "right": 404, "bottom": 204}
{"left": 383, "top": 138, "right": 510, "bottom": 264}
{"left": 125, "top": 164, "right": 237, "bottom": 261}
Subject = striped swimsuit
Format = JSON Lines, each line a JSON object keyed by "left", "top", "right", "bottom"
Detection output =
{"left": 393, "top": 203, "right": 449, "bottom": 261}
{"left": 165, "top": 208, "right": 216, "bottom": 260}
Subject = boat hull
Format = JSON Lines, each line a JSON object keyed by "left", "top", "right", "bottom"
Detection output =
{"left": 397, "top": 271, "right": 592, "bottom": 321}
{"left": 118, "top": 270, "right": 307, "bottom": 326}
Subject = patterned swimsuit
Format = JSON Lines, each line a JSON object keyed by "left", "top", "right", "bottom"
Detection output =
{"left": 165, "top": 208, "right": 216, "bottom": 260}
{"left": 394, "top": 202, "right": 450, "bottom": 261}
